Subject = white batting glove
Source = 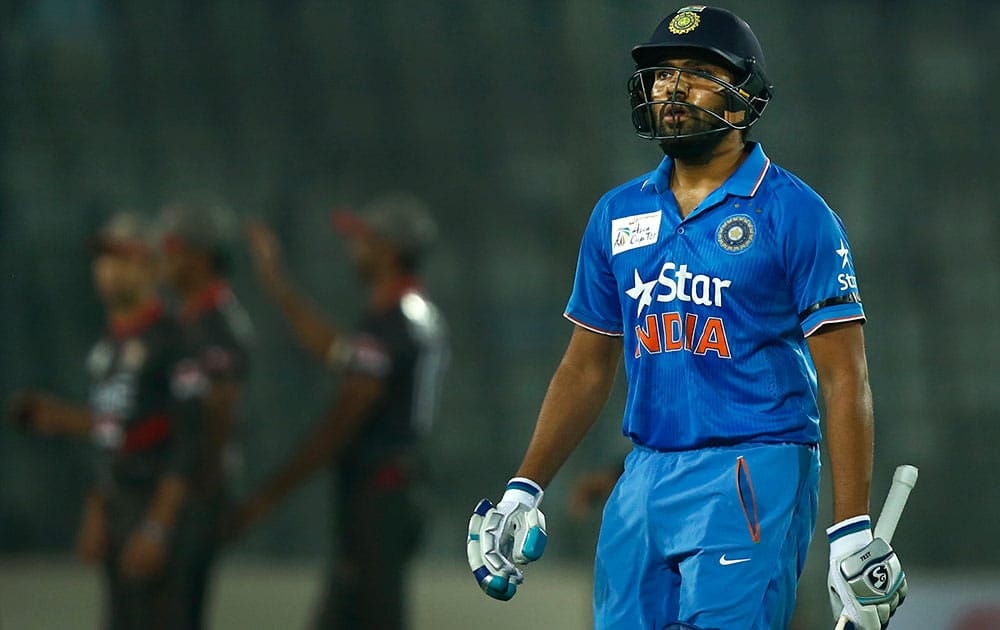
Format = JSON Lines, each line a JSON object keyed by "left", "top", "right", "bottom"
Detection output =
{"left": 467, "top": 477, "right": 547, "bottom": 601}
{"left": 828, "top": 515, "right": 908, "bottom": 629}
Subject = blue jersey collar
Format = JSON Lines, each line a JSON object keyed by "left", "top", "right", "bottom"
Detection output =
{"left": 640, "top": 142, "right": 772, "bottom": 199}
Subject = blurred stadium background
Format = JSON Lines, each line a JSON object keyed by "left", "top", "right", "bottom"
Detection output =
{"left": 1, "top": 0, "right": 998, "bottom": 628}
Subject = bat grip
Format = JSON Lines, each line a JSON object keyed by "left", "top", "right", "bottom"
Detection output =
{"left": 834, "top": 465, "right": 918, "bottom": 630}
{"left": 873, "top": 465, "right": 918, "bottom": 544}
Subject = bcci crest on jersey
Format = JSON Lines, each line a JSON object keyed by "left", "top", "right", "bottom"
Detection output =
{"left": 716, "top": 214, "right": 755, "bottom": 254}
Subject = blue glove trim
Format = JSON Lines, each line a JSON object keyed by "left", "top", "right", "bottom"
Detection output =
{"left": 474, "top": 498, "right": 493, "bottom": 516}
{"left": 521, "top": 527, "right": 547, "bottom": 561}
{"left": 506, "top": 479, "right": 541, "bottom": 496}
{"left": 827, "top": 516, "right": 871, "bottom": 543}
{"left": 473, "top": 565, "right": 491, "bottom": 584}
{"left": 473, "top": 566, "right": 517, "bottom": 600}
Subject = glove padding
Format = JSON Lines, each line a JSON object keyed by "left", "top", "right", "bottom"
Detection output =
{"left": 467, "top": 478, "right": 547, "bottom": 601}
{"left": 828, "top": 523, "right": 907, "bottom": 629}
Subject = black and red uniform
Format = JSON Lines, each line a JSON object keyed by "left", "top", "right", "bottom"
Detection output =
{"left": 86, "top": 299, "right": 208, "bottom": 629}
{"left": 174, "top": 280, "right": 252, "bottom": 629}
{"left": 318, "top": 279, "right": 448, "bottom": 630}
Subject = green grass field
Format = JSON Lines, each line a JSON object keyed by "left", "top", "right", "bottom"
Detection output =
{"left": 0, "top": 554, "right": 592, "bottom": 629}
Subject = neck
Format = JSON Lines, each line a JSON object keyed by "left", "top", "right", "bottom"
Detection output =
{"left": 179, "top": 272, "right": 218, "bottom": 304}
{"left": 368, "top": 268, "right": 419, "bottom": 311}
{"left": 106, "top": 289, "right": 152, "bottom": 319}
{"left": 179, "top": 274, "right": 228, "bottom": 321}
{"left": 107, "top": 290, "right": 161, "bottom": 335}
{"left": 670, "top": 134, "right": 747, "bottom": 190}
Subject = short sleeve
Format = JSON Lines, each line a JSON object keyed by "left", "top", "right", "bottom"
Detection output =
{"left": 783, "top": 199, "right": 865, "bottom": 337}
{"left": 564, "top": 200, "right": 624, "bottom": 336}
{"left": 344, "top": 333, "right": 393, "bottom": 378}
{"left": 201, "top": 342, "right": 249, "bottom": 383}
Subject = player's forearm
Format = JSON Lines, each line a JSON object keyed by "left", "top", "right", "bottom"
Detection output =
{"left": 824, "top": 379, "right": 874, "bottom": 523}
{"left": 265, "top": 420, "right": 345, "bottom": 503}
{"left": 516, "top": 345, "right": 620, "bottom": 488}
{"left": 83, "top": 487, "right": 107, "bottom": 511}
{"left": 262, "top": 378, "right": 381, "bottom": 505}
{"left": 143, "top": 475, "right": 189, "bottom": 530}
{"left": 55, "top": 403, "right": 94, "bottom": 435}
{"left": 204, "top": 382, "right": 240, "bottom": 461}
{"left": 268, "top": 279, "right": 339, "bottom": 362}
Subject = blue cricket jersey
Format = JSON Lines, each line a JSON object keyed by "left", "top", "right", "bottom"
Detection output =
{"left": 565, "top": 143, "right": 865, "bottom": 450}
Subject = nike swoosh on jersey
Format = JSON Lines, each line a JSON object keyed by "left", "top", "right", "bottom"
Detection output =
{"left": 719, "top": 554, "right": 751, "bottom": 566}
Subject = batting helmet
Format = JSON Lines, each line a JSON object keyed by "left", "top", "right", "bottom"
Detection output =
{"left": 628, "top": 6, "right": 773, "bottom": 140}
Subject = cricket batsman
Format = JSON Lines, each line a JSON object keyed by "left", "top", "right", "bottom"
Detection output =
{"left": 467, "top": 6, "right": 907, "bottom": 629}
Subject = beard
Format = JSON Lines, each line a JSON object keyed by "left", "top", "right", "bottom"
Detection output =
{"left": 657, "top": 128, "right": 731, "bottom": 163}
{"left": 652, "top": 102, "right": 732, "bottom": 163}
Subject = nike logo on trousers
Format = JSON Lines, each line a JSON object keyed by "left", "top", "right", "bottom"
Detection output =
{"left": 719, "top": 554, "right": 751, "bottom": 566}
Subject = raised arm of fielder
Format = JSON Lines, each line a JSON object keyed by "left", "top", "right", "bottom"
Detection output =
{"left": 810, "top": 321, "right": 906, "bottom": 629}
{"left": 467, "top": 326, "right": 621, "bottom": 600}
{"left": 246, "top": 220, "right": 343, "bottom": 364}
{"left": 8, "top": 390, "right": 93, "bottom": 437}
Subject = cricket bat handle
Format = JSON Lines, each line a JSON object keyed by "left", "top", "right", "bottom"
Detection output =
{"left": 835, "top": 464, "right": 919, "bottom": 630}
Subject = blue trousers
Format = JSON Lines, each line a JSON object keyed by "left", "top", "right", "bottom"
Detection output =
{"left": 594, "top": 442, "right": 820, "bottom": 630}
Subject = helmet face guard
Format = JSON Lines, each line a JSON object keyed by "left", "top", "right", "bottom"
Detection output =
{"left": 629, "top": 7, "right": 774, "bottom": 143}
{"left": 628, "top": 60, "right": 771, "bottom": 141}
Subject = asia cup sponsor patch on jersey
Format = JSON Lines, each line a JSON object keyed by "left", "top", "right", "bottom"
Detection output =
{"left": 87, "top": 341, "right": 114, "bottom": 377}
{"left": 611, "top": 211, "right": 662, "bottom": 256}
{"left": 716, "top": 214, "right": 755, "bottom": 254}
{"left": 170, "top": 359, "right": 208, "bottom": 400}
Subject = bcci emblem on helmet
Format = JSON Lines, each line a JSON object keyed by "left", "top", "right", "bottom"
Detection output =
{"left": 668, "top": 9, "right": 702, "bottom": 35}
{"left": 716, "top": 215, "right": 755, "bottom": 253}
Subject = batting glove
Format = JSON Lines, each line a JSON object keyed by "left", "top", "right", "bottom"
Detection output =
{"left": 828, "top": 515, "right": 908, "bottom": 629}
{"left": 467, "top": 477, "right": 547, "bottom": 601}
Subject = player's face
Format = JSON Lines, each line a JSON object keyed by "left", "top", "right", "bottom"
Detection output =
{"left": 349, "top": 234, "right": 402, "bottom": 282}
{"left": 92, "top": 250, "right": 153, "bottom": 309}
{"left": 649, "top": 57, "right": 734, "bottom": 138}
{"left": 349, "top": 234, "right": 379, "bottom": 281}
{"left": 158, "top": 237, "right": 200, "bottom": 293}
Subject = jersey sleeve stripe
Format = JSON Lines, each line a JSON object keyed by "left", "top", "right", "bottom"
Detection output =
{"left": 563, "top": 312, "right": 624, "bottom": 337}
{"left": 803, "top": 313, "right": 866, "bottom": 338}
{"left": 798, "top": 293, "right": 862, "bottom": 322}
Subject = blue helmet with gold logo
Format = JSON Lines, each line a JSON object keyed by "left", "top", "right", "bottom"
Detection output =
{"left": 628, "top": 6, "right": 773, "bottom": 140}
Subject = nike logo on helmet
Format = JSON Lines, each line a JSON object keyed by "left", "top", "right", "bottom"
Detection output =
{"left": 719, "top": 554, "right": 751, "bottom": 566}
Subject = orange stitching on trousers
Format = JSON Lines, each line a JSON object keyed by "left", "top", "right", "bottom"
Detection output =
{"left": 736, "top": 456, "right": 761, "bottom": 544}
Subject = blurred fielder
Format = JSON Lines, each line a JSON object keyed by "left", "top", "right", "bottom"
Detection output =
{"left": 159, "top": 200, "right": 253, "bottom": 629}
{"left": 13, "top": 213, "right": 209, "bottom": 629}
{"left": 468, "top": 6, "right": 906, "bottom": 629}
{"left": 234, "top": 192, "right": 448, "bottom": 630}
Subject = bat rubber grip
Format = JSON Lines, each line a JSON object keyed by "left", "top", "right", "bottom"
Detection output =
{"left": 873, "top": 464, "right": 918, "bottom": 543}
